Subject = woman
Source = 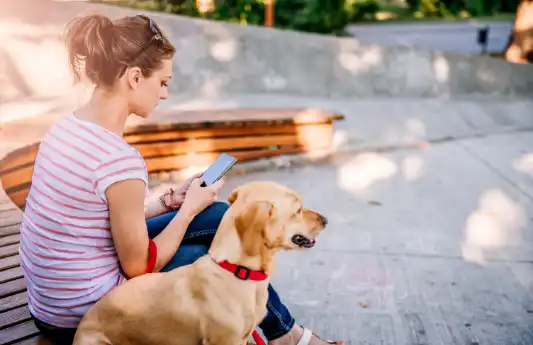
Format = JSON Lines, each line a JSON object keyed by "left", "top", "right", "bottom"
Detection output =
{"left": 18, "top": 13, "right": 341, "bottom": 345}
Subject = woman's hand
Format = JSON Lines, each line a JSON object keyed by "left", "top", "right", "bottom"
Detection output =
{"left": 179, "top": 178, "right": 225, "bottom": 218}
{"left": 162, "top": 172, "right": 203, "bottom": 210}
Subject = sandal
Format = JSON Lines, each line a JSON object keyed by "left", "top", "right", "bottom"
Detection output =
{"left": 297, "top": 326, "right": 344, "bottom": 345}
{"left": 248, "top": 326, "right": 343, "bottom": 345}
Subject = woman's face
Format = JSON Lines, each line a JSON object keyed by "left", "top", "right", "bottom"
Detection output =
{"left": 127, "top": 59, "right": 173, "bottom": 118}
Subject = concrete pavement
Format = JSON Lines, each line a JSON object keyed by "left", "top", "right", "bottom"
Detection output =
{"left": 152, "top": 94, "right": 533, "bottom": 344}
{"left": 221, "top": 133, "right": 533, "bottom": 345}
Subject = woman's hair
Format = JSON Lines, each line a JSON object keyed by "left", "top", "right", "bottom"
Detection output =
{"left": 65, "top": 13, "right": 175, "bottom": 88}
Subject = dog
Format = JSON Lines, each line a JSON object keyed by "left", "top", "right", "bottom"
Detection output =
{"left": 72, "top": 181, "right": 328, "bottom": 345}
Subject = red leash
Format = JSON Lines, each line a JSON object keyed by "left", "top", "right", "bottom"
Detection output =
{"left": 252, "top": 330, "right": 267, "bottom": 345}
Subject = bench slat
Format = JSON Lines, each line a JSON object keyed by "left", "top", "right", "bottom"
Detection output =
{"left": 0, "top": 305, "right": 32, "bottom": 330}
{"left": 0, "top": 256, "right": 20, "bottom": 272}
{"left": 0, "top": 243, "right": 18, "bottom": 259}
{"left": 144, "top": 146, "right": 310, "bottom": 172}
{"left": 0, "top": 320, "right": 39, "bottom": 345}
{"left": 0, "top": 224, "right": 21, "bottom": 238}
{"left": 136, "top": 134, "right": 299, "bottom": 158}
{"left": 0, "top": 143, "right": 39, "bottom": 176}
{"left": 0, "top": 266, "right": 23, "bottom": 285}
{"left": 0, "top": 291, "right": 27, "bottom": 313}
{"left": 0, "top": 210, "right": 22, "bottom": 228}
{"left": 4, "top": 190, "right": 27, "bottom": 211}
{"left": 125, "top": 108, "right": 343, "bottom": 133}
{"left": 12, "top": 336, "right": 39, "bottom": 345}
{"left": 124, "top": 123, "right": 301, "bottom": 144}
{"left": 0, "top": 234, "right": 20, "bottom": 248}
{"left": 0, "top": 278, "right": 26, "bottom": 299}
{"left": 1, "top": 168, "right": 33, "bottom": 194}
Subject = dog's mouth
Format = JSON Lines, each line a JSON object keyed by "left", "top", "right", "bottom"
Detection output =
{"left": 291, "top": 235, "right": 316, "bottom": 248}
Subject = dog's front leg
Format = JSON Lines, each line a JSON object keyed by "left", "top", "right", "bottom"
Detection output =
{"left": 201, "top": 321, "right": 252, "bottom": 345}
{"left": 202, "top": 335, "right": 248, "bottom": 345}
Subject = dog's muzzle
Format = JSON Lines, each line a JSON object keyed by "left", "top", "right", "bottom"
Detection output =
{"left": 292, "top": 235, "right": 316, "bottom": 248}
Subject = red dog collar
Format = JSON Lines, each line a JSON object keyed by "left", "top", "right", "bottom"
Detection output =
{"left": 215, "top": 260, "right": 268, "bottom": 281}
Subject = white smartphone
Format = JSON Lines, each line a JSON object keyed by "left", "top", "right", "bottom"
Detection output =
{"left": 200, "top": 153, "right": 238, "bottom": 187}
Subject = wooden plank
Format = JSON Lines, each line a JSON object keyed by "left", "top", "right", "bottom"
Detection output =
{"left": 0, "top": 278, "right": 26, "bottom": 299}
{"left": 0, "top": 144, "right": 39, "bottom": 175}
{"left": 0, "top": 320, "right": 39, "bottom": 344}
{"left": 0, "top": 266, "right": 23, "bottom": 284}
{"left": 0, "top": 234, "right": 20, "bottom": 247}
{"left": 0, "top": 200, "right": 17, "bottom": 212}
{"left": 135, "top": 134, "right": 299, "bottom": 158}
{"left": 12, "top": 336, "right": 39, "bottom": 345}
{"left": 0, "top": 242, "right": 18, "bottom": 259}
{"left": 0, "top": 305, "right": 31, "bottom": 330}
{"left": 145, "top": 147, "right": 313, "bottom": 172}
{"left": 135, "top": 126, "right": 332, "bottom": 159}
{"left": 1, "top": 166, "right": 33, "bottom": 192}
{"left": 0, "top": 292, "right": 27, "bottom": 313}
{"left": 4, "top": 189, "right": 27, "bottom": 211}
{"left": 0, "top": 210, "right": 22, "bottom": 228}
{"left": 124, "top": 108, "right": 343, "bottom": 134}
{"left": 124, "top": 123, "right": 301, "bottom": 144}
{"left": 0, "top": 224, "right": 20, "bottom": 238}
{"left": 0, "top": 243, "right": 18, "bottom": 259}
{"left": 0, "top": 255, "right": 20, "bottom": 272}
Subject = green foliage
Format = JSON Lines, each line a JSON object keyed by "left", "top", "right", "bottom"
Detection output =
{"left": 346, "top": 0, "right": 380, "bottom": 21}
{"left": 147, "top": 0, "right": 353, "bottom": 35}
{"left": 405, "top": 0, "right": 520, "bottom": 17}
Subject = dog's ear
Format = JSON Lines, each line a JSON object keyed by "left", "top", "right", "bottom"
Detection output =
{"left": 235, "top": 201, "right": 274, "bottom": 256}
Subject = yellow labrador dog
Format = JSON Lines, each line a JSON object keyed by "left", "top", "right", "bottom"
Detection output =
{"left": 72, "top": 181, "right": 328, "bottom": 345}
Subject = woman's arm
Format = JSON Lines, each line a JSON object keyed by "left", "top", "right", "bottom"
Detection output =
{"left": 107, "top": 179, "right": 194, "bottom": 277}
{"left": 106, "top": 177, "right": 223, "bottom": 278}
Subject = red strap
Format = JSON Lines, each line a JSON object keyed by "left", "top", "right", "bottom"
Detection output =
{"left": 216, "top": 260, "right": 268, "bottom": 281}
{"left": 145, "top": 239, "right": 157, "bottom": 273}
{"left": 252, "top": 330, "right": 267, "bottom": 345}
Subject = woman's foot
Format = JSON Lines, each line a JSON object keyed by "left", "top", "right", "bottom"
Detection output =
{"left": 268, "top": 324, "right": 342, "bottom": 345}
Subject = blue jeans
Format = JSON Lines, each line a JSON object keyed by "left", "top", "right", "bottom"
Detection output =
{"left": 146, "top": 201, "right": 296, "bottom": 341}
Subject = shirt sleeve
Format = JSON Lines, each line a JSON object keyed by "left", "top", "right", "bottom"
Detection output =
{"left": 93, "top": 148, "right": 148, "bottom": 203}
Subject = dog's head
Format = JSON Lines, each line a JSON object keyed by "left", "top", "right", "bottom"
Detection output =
{"left": 227, "top": 181, "right": 328, "bottom": 256}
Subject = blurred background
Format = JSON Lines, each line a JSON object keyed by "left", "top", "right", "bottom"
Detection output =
{"left": 95, "top": 0, "right": 532, "bottom": 62}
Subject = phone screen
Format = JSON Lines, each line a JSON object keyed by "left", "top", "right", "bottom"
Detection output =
{"left": 200, "top": 153, "right": 238, "bottom": 186}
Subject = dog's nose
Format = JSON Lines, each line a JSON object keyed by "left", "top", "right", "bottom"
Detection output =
{"left": 320, "top": 215, "right": 328, "bottom": 227}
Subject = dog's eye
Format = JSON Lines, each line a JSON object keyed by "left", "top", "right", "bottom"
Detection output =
{"left": 297, "top": 207, "right": 302, "bottom": 214}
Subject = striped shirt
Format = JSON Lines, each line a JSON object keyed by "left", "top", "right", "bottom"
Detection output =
{"left": 18, "top": 113, "right": 149, "bottom": 328}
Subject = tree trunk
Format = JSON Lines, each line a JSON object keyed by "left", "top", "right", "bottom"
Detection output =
{"left": 505, "top": 0, "right": 533, "bottom": 63}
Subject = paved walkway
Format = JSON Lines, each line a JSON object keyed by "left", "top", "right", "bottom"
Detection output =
{"left": 347, "top": 20, "right": 513, "bottom": 54}
{"left": 2, "top": 94, "right": 532, "bottom": 344}
{"left": 163, "top": 94, "right": 533, "bottom": 344}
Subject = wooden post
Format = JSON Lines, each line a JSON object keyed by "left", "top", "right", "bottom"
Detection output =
{"left": 265, "top": 0, "right": 274, "bottom": 27}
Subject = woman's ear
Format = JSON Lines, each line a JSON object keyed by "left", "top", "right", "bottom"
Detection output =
{"left": 126, "top": 67, "right": 142, "bottom": 89}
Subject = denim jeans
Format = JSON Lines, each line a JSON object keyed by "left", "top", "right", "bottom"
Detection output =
{"left": 147, "top": 201, "right": 296, "bottom": 341}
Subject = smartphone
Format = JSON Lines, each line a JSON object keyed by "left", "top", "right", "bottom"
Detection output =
{"left": 200, "top": 153, "right": 238, "bottom": 187}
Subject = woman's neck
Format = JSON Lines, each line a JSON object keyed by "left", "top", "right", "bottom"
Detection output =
{"left": 75, "top": 88, "right": 130, "bottom": 137}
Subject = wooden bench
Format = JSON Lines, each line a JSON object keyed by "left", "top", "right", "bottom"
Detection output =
{"left": 0, "top": 107, "right": 343, "bottom": 344}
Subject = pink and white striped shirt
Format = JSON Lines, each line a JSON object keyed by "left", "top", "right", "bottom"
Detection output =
{"left": 19, "top": 113, "right": 149, "bottom": 328}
